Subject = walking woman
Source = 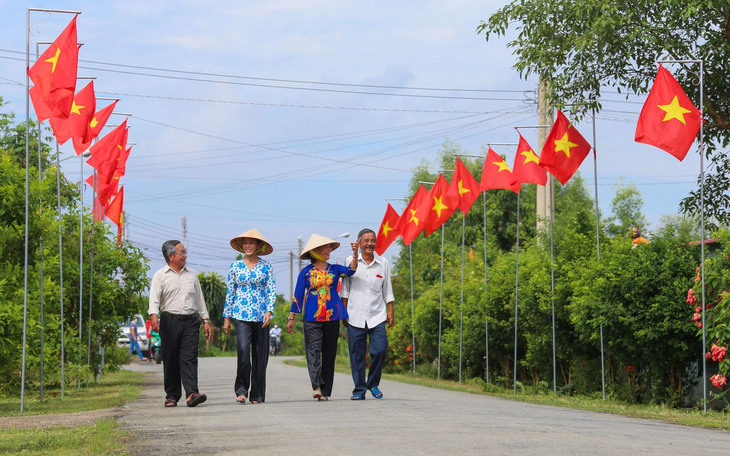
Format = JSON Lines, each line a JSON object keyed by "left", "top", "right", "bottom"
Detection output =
{"left": 223, "top": 229, "right": 277, "bottom": 404}
{"left": 286, "top": 234, "right": 358, "bottom": 401}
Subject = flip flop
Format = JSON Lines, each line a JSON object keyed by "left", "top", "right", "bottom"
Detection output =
{"left": 318, "top": 396, "right": 329, "bottom": 401}
{"left": 351, "top": 394, "right": 366, "bottom": 400}
{"left": 164, "top": 398, "right": 177, "bottom": 407}
{"left": 370, "top": 387, "right": 383, "bottom": 399}
{"left": 236, "top": 395, "right": 247, "bottom": 403}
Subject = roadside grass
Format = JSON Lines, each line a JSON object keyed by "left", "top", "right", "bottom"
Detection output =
{"left": 0, "top": 370, "right": 145, "bottom": 417}
{"left": 284, "top": 357, "right": 730, "bottom": 430}
{"left": 0, "top": 418, "right": 129, "bottom": 455}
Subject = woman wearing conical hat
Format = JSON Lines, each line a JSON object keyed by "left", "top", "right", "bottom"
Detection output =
{"left": 222, "top": 229, "right": 277, "bottom": 404}
{"left": 286, "top": 234, "right": 359, "bottom": 401}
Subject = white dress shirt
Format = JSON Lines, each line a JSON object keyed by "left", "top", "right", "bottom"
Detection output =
{"left": 148, "top": 265, "right": 210, "bottom": 320}
{"left": 340, "top": 255, "right": 394, "bottom": 329}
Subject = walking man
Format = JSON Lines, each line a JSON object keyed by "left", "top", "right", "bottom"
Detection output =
{"left": 149, "top": 240, "right": 212, "bottom": 407}
{"left": 341, "top": 228, "right": 394, "bottom": 400}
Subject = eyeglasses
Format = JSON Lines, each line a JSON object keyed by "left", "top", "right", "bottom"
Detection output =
{"left": 173, "top": 250, "right": 188, "bottom": 256}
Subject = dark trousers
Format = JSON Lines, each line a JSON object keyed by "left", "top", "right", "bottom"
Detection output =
{"left": 232, "top": 319, "right": 270, "bottom": 402}
{"left": 159, "top": 314, "right": 200, "bottom": 401}
{"left": 303, "top": 320, "right": 340, "bottom": 397}
{"left": 347, "top": 321, "right": 388, "bottom": 395}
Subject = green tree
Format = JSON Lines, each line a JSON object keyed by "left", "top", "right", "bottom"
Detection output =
{"left": 606, "top": 182, "right": 648, "bottom": 238}
{"left": 478, "top": 1, "right": 730, "bottom": 227}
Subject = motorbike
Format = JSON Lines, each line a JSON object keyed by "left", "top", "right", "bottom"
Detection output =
{"left": 150, "top": 330, "right": 162, "bottom": 364}
{"left": 269, "top": 334, "right": 278, "bottom": 356}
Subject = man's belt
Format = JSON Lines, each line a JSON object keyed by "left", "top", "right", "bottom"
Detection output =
{"left": 161, "top": 312, "right": 198, "bottom": 320}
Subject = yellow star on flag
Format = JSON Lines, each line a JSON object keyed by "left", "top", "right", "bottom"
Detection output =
{"left": 90, "top": 117, "right": 99, "bottom": 128}
{"left": 70, "top": 102, "right": 85, "bottom": 115}
{"left": 409, "top": 208, "right": 419, "bottom": 226}
{"left": 381, "top": 220, "right": 394, "bottom": 237}
{"left": 521, "top": 149, "right": 539, "bottom": 164}
{"left": 658, "top": 96, "right": 692, "bottom": 125}
{"left": 45, "top": 48, "right": 60, "bottom": 73}
{"left": 431, "top": 196, "right": 449, "bottom": 217}
{"left": 554, "top": 133, "right": 578, "bottom": 158}
{"left": 457, "top": 179, "right": 470, "bottom": 196}
{"left": 492, "top": 160, "right": 511, "bottom": 172}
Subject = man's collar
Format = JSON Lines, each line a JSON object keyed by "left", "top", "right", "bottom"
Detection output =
{"left": 165, "top": 264, "right": 188, "bottom": 273}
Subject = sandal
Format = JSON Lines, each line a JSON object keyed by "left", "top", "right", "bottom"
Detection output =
{"left": 312, "top": 387, "right": 322, "bottom": 399}
{"left": 370, "top": 386, "right": 384, "bottom": 399}
{"left": 318, "top": 396, "right": 329, "bottom": 401}
{"left": 251, "top": 400, "right": 261, "bottom": 404}
{"left": 351, "top": 394, "right": 365, "bottom": 400}
{"left": 164, "top": 398, "right": 177, "bottom": 407}
{"left": 236, "top": 395, "right": 247, "bottom": 403}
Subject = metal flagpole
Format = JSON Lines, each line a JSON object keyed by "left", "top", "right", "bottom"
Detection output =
{"left": 78, "top": 150, "right": 84, "bottom": 389}
{"left": 513, "top": 190, "right": 521, "bottom": 393}
{"left": 86, "top": 171, "right": 96, "bottom": 387}
{"left": 484, "top": 193, "right": 489, "bottom": 384}
{"left": 591, "top": 111, "right": 606, "bottom": 401}
{"left": 657, "top": 59, "right": 706, "bottom": 412}
{"left": 459, "top": 214, "right": 465, "bottom": 384}
{"left": 549, "top": 177, "right": 557, "bottom": 395}
{"left": 56, "top": 141, "right": 65, "bottom": 398}
{"left": 438, "top": 224, "right": 444, "bottom": 379}
{"left": 409, "top": 244, "right": 416, "bottom": 376}
{"left": 485, "top": 319, "right": 489, "bottom": 384}
{"left": 36, "top": 41, "right": 45, "bottom": 403}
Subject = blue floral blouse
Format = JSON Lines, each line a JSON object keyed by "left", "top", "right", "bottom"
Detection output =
{"left": 291, "top": 263, "right": 355, "bottom": 322}
{"left": 223, "top": 259, "right": 277, "bottom": 321}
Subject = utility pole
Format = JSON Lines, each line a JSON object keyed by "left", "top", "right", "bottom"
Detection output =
{"left": 289, "top": 251, "right": 294, "bottom": 302}
{"left": 181, "top": 216, "right": 187, "bottom": 248}
{"left": 297, "top": 236, "right": 302, "bottom": 272}
{"left": 536, "top": 80, "right": 554, "bottom": 236}
{"left": 121, "top": 211, "right": 128, "bottom": 243}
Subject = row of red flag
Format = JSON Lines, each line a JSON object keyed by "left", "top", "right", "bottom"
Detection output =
{"left": 374, "top": 65, "right": 703, "bottom": 255}
{"left": 27, "top": 16, "right": 127, "bottom": 242}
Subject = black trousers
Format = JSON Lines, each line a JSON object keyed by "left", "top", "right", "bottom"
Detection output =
{"left": 232, "top": 319, "right": 270, "bottom": 402}
{"left": 303, "top": 320, "right": 340, "bottom": 397}
{"left": 160, "top": 313, "right": 200, "bottom": 401}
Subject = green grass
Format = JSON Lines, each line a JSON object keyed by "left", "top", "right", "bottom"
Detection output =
{"left": 0, "top": 370, "right": 145, "bottom": 417}
{"left": 284, "top": 357, "right": 730, "bottom": 430}
{"left": 0, "top": 418, "right": 129, "bottom": 455}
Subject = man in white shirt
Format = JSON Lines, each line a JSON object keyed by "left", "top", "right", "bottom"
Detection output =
{"left": 341, "top": 229, "right": 394, "bottom": 400}
{"left": 149, "top": 240, "right": 211, "bottom": 408}
{"left": 270, "top": 323, "right": 282, "bottom": 355}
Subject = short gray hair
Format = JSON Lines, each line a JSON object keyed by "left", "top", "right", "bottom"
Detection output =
{"left": 162, "top": 240, "right": 182, "bottom": 263}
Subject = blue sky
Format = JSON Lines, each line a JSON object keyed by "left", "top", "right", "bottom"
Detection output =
{"left": 0, "top": 1, "right": 703, "bottom": 299}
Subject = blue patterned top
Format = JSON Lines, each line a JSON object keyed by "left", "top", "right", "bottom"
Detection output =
{"left": 291, "top": 263, "right": 355, "bottom": 322}
{"left": 223, "top": 259, "right": 277, "bottom": 321}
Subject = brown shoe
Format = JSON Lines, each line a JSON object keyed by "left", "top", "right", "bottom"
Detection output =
{"left": 186, "top": 393, "right": 207, "bottom": 407}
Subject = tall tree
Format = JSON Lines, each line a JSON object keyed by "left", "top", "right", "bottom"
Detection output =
{"left": 478, "top": 1, "right": 730, "bottom": 228}
{"left": 606, "top": 182, "right": 648, "bottom": 238}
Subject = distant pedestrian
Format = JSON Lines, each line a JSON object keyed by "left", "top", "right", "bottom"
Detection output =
{"left": 149, "top": 240, "right": 211, "bottom": 408}
{"left": 631, "top": 225, "right": 649, "bottom": 248}
{"left": 223, "top": 229, "right": 277, "bottom": 404}
{"left": 128, "top": 318, "right": 149, "bottom": 362}
{"left": 341, "top": 228, "right": 394, "bottom": 400}
{"left": 287, "top": 234, "right": 358, "bottom": 401}
{"left": 270, "top": 324, "right": 282, "bottom": 355}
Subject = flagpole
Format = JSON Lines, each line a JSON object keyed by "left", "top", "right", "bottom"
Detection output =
{"left": 513, "top": 189, "right": 521, "bottom": 393}
{"left": 549, "top": 176, "right": 557, "bottom": 395}
{"left": 56, "top": 140, "right": 65, "bottom": 398}
{"left": 35, "top": 42, "right": 45, "bottom": 404}
{"left": 438, "top": 223, "right": 444, "bottom": 379}
{"left": 591, "top": 111, "right": 606, "bottom": 401}
{"left": 78, "top": 150, "right": 84, "bottom": 390}
{"left": 459, "top": 214, "right": 466, "bottom": 384}
{"left": 86, "top": 171, "right": 96, "bottom": 387}
{"left": 409, "top": 243, "right": 416, "bottom": 377}
{"left": 483, "top": 192, "right": 489, "bottom": 384}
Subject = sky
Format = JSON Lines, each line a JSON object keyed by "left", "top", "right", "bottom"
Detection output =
{"left": 0, "top": 0, "right": 704, "bottom": 300}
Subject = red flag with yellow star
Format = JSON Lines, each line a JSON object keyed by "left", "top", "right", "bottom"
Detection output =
{"left": 104, "top": 187, "right": 124, "bottom": 244}
{"left": 72, "top": 100, "right": 117, "bottom": 155}
{"left": 512, "top": 133, "right": 547, "bottom": 186}
{"left": 422, "top": 174, "right": 459, "bottom": 236}
{"left": 539, "top": 110, "right": 591, "bottom": 185}
{"left": 375, "top": 203, "right": 401, "bottom": 255}
{"left": 446, "top": 157, "right": 481, "bottom": 216}
{"left": 27, "top": 16, "right": 79, "bottom": 121}
{"left": 87, "top": 120, "right": 128, "bottom": 177}
{"left": 397, "top": 185, "right": 428, "bottom": 246}
{"left": 481, "top": 147, "right": 520, "bottom": 193}
{"left": 635, "top": 65, "right": 701, "bottom": 161}
{"left": 49, "top": 81, "right": 96, "bottom": 144}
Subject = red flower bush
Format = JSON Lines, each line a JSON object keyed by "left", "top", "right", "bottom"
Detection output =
{"left": 711, "top": 374, "right": 727, "bottom": 388}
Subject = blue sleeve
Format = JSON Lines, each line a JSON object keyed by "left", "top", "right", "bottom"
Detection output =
{"left": 222, "top": 262, "right": 237, "bottom": 318}
{"left": 264, "top": 262, "right": 277, "bottom": 316}
{"left": 291, "top": 267, "right": 308, "bottom": 314}
{"left": 336, "top": 263, "right": 356, "bottom": 278}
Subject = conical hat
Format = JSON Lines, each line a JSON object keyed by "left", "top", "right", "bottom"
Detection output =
{"left": 300, "top": 233, "right": 340, "bottom": 260}
{"left": 230, "top": 229, "right": 273, "bottom": 256}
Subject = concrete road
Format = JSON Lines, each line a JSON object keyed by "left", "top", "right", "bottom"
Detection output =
{"left": 121, "top": 356, "right": 730, "bottom": 455}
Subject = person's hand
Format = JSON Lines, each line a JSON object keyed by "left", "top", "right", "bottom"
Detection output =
{"left": 387, "top": 310, "right": 394, "bottom": 328}
{"left": 286, "top": 319, "right": 295, "bottom": 334}
{"left": 351, "top": 241, "right": 359, "bottom": 258}
{"left": 342, "top": 318, "right": 348, "bottom": 328}
{"left": 223, "top": 318, "right": 231, "bottom": 336}
{"left": 150, "top": 314, "right": 159, "bottom": 333}
{"left": 204, "top": 322, "right": 212, "bottom": 340}
{"left": 262, "top": 312, "right": 272, "bottom": 328}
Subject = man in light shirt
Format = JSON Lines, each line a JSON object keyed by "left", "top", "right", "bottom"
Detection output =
{"left": 149, "top": 240, "right": 212, "bottom": 408}
{"left": 341, "top": 228, "right": 394, "bottom": 400}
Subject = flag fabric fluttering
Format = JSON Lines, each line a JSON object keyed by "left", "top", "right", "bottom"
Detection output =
{"left": 539, "top": 110, "right": 592, "bottom": 185}
{"left": 423, "top": 174, "right": 459, "bottom": 236}
{"left": 104, "top": 187, "right": 124, "bottom": 244}
{"left": 635, "top": 65, "right": 702, "bottom": 161}
{"left": 511, "top": 133, "right": 547, "bottom": 186}
{"left": 27, "top": 16, "right": 79, "bottom": 121}
{"left": 446, "top": 157, "right": 481, "bottom": 216}
{"left": 375, "top": 203, "right": 402, "bottom": 256}
{"left": 481, "top": 147, "right": 520, "bottom": 193}
{"left": 396, "top": 185, "right": 429, "bottom": 246}
{"left": 49, "top": 81, "right": 96, "bottom": 144}
{"left": 87, "top": 120, "right": 128, "bottom": 179}
{"left": 72, "top": 100, "right": 117, "bottom": 155}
